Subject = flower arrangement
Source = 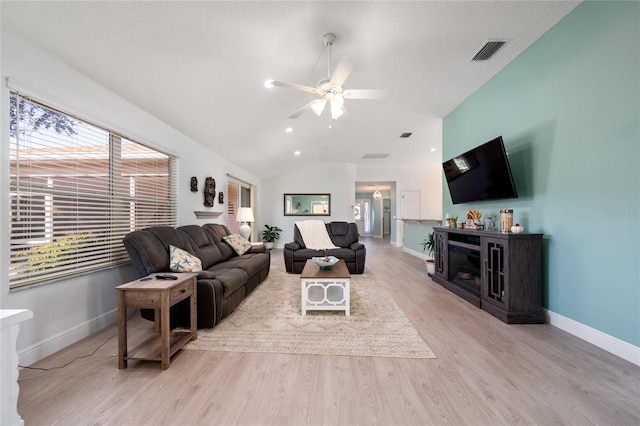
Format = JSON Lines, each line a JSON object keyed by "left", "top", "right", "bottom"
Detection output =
{"left": 466, "top": 210, "right": 483, "bottom": 225}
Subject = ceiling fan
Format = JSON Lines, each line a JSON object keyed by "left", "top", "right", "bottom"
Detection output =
{"left": 265, "top": 33, "right": 391, "bottom": 120}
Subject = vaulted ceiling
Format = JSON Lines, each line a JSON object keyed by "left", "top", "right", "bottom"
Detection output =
{"left": 1, "top": 1, "right": 580, "bottom": 180}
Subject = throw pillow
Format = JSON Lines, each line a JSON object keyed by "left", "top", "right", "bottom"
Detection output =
{"left": 169, "top": 245, "right": 203, "bottom": 272}
{"left": 222, "top": 233, "right": 252, "bottom": 256}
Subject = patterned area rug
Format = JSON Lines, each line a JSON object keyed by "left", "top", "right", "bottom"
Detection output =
{"left": 184, "top": 263, "right": 436, "bottom": 359}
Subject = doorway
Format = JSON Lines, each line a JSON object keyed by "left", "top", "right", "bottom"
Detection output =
{"left": 355, "top": 181, "right": 395, "bottom": 241}
{"left": 354, "top": 198, "right": 371, "bottom": 236}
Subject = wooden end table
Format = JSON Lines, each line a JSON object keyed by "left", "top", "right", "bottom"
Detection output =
{"left": 300, "top": 259, "right": 351, "bottom": 316}
{"left": 117, "top": 273, "right": 197, "bottom": 370}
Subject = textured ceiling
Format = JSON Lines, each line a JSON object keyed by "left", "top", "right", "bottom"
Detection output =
{"left": 1, "top": 1, "right": 580, "bottom": 180}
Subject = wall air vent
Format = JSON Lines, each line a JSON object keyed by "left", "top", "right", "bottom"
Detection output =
{"left": 472, "top": 40, "right": 507, "bottom": 61}
{"left": 362, "top": 153, "right": 390, "bottom": 159}
{"left": 400, "top": 132, "right": 413, "bottom": 138}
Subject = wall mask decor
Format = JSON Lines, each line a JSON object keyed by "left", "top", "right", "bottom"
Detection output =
{"left": 218, "top": 192, "right": 224, "bottom": 204}
{"left": 204, "top": 177, "right": 216, "bottom": 207}
{"left": 190, "top": 177, "right": 198, "bottom": 192}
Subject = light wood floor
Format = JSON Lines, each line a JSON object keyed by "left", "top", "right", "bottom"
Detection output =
{"left": 18, "top": 237, "right": 640, "bottom": 425}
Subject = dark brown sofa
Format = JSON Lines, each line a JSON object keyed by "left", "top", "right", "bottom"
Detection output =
{"left": 123, "top": 223, "right": 270, "bottom": 328}
{"left": 283, "top": 221, "right": 366, "bottom": 274}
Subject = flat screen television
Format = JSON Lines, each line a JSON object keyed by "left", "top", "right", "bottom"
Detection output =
{"left": 442, "top": 136, "right": 518, "bottom": 205}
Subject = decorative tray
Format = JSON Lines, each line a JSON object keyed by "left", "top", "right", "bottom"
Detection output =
{"left": 311, "top": 256, "right": 339, "bottom": 270}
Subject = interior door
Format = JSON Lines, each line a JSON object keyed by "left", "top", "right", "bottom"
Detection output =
{"left": 354, "top": 199, "right": 368, "bottom": 236}
{"left": 383, "top": 198, "right": 391, "bottom": 235}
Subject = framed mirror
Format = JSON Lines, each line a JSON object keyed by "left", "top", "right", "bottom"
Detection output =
{"left": 284, "top": 193, "right": 331, "bottom": 216}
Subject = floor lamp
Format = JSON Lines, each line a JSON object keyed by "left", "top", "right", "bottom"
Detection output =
{"left": 237, "top": 207, "right": 254, "bottom": 241}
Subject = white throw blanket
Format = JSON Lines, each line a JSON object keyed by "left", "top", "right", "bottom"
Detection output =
{"left": 296, "top": 220, "right": 339, "bottom": 250}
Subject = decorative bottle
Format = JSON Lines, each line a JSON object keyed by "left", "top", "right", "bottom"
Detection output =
{"left": 500, "top": 209, "right": 513, "bottom": 233}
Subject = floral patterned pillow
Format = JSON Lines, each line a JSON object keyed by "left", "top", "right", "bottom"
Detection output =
{"left": 222, "top": 234, "right": 252, "bottom": 256}
{"left": 169, "top": 245, "right": 203, "bottom": 272}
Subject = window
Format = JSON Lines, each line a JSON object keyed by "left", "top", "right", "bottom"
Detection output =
{"left": 9, "top": 92, "right": 177, "bottom": 288}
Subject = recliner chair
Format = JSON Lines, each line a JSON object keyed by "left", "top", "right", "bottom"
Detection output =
{"left": 283, "top": 221, "right": 366, "bottom": 274}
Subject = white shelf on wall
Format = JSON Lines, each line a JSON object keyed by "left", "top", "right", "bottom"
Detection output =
{"left": 399, "top": 218, "right": 442, "bottom": 229}
{"left": 194, "top": 211, "right": 223, "bottom": 219}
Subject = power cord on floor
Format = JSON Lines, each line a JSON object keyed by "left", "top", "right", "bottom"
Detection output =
{"left": 18, "top": 309, "right": 138, "bottom": 377}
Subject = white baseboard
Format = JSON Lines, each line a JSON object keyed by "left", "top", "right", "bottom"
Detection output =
{"left": 18, "top": 309, "right": 118, "bottom": 367}
{"left": 403, "top": 246, "right": 429, "bottom": 260}
{"left": 545, "top": 309, "right": 640, "bottom": 366}
{"left": 405, "top": 244, "right": 640, "bottom": 365}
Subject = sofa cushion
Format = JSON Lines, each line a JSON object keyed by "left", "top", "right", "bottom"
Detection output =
{"left": 293, "top": 248, "right": 356, "bottom": 262}
{"left": 178, "top": 224, "right": 225, "bottom": 269}
{"left": 208, "top": 266, "right": 248, "bottom": 296}
{"left": 326, "top": 222, "right": 358, "bottom": 247}
{"left": 217, "top": 253, "right": 269, "bottom": 279}
{"left": 123, "top": 226, "right": 192, "bottom": 275}
{"left": 223, "top": 234, "right": 252, "bottom": 256}
{"left": 203, "top": 224, "right": 236, "bottom": 260}
{"left": 169, "top": 245, "right": 203, "bottom": 272}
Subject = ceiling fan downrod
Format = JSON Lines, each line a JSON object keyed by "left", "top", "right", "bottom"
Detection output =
{"left": 323, "top": 33, "right": 336, "bottom": 80}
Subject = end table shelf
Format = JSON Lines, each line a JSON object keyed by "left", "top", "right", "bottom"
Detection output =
{"left": 125, "top": 331, "right": 193, "bottom": 362}
{"left": 117, "top": 273, "right": 197, "bottom": 370}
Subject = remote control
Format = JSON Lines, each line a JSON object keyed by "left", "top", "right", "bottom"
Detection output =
{"left": 155, "top": 274, "right": 178, "bottom": 280}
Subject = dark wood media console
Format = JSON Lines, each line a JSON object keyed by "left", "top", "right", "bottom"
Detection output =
{"left": 432, "top": 227, "right": 544, "bottom": 324}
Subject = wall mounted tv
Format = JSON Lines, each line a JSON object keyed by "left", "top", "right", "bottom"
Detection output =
{"left": 442, "top": 136, "right": 518, "bottom": 205}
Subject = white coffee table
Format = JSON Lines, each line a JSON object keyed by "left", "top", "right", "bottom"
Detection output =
{"left": 300, "top": 259, "right": 351, "bottom": 316}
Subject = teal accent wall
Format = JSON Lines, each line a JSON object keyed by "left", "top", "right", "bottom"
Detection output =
{"left": 443, "top": 1, "right": 639, "bottom": 346}
{"left": 403, "top": 221, "right": 440, "bottom": 256}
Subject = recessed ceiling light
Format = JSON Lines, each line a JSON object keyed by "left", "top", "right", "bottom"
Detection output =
{"left": 294, "top": 150, "right": 301, "bottom": 156}
{"left": 285, "top": 127, "right": 293, "bottom": 133}
{"left": 430, "top": 148, "right": 437, "bottom": 152}
{"left": 264, "top": 79, "right": 274, "bottom": 88}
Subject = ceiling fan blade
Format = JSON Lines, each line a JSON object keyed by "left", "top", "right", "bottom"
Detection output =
{"left": 288, "top": 100, "right": 317, "bottom": 119}
{"left": 271, "top": 80, "right": 318, "bottom": 94}
{"left": 343, "top": 89, "right": 392, "bottom": 100}
{"left": 330, "top": 58, "right": 355, "bottom": 88}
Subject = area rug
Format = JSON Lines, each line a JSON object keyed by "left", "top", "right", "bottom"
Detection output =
{"left": 184, "top": 264, "right": 436, "bottom": 359}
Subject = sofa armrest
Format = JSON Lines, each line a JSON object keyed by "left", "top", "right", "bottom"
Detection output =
{"left": 247, "top": 244, "right": 267, "bottom": 254}
{"left": 198, "top": 270, "right": 217, "bottom": 279}
{"left": 350, "top": 242, "right": 365, "bottom": 251}
{"left": 284, "top": 242, "right": 300, "bottom": 250}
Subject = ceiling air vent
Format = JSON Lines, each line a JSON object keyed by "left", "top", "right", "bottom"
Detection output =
{"left": 400, "top": 132, "right": 413, "bottom": 138}
{"left": 362, "top": 153, "right": 390, "bottom": 159}
{"left": 472, "top": 40, "right": 507, "bottom": 61}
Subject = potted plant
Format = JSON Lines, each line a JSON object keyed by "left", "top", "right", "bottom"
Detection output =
{"left": 421, "top": 232, "right": 436, "bottom": 276}
{"left": 260, "top": 225, "right": 283, "bottom": 249}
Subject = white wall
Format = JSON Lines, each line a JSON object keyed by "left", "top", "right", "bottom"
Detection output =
{"left": 262, "top": 161, "right": 442, "bottom": 248}
{"left": 261, "top": 163, "right": 357, "bottom": 247}
{"left": 356, "top": 163, "right": 442, "bottom": 220}
{"left": 0, "top": 30, "right": 260, "bottom": 362}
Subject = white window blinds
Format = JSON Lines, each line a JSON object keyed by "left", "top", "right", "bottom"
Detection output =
{"left": 9, "top": 92, "right": 177, "bottom": 288}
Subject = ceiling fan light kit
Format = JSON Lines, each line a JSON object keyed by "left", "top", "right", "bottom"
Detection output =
{"left": 267, "top": 33, "right": 390, "bottom": 120}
